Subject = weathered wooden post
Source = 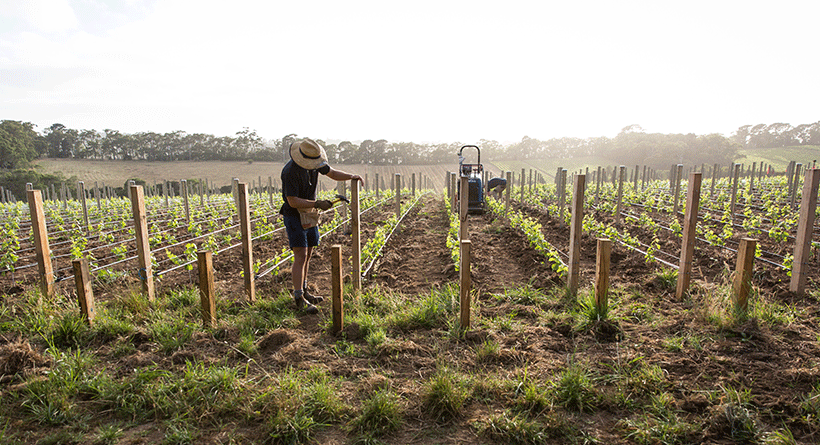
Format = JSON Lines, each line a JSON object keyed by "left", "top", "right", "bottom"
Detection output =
{"left": 394, "top": 173, "right": 401, "bottom": 217}
{"left": 460, "top": 239, "right": 471, "bottom": 329}
{"left": 675, "top": 172, "right": 702, "bottom": 299}
{"left": 520, "top": 168, "right": 526, "bottom": 202}
{"left": 615, "top": 166, "right": 626, "bottom": 224}
{"left": 351, "top": 179, "right": 361, "bottom": 293}
{"left": 672, "top": 164, "right": 683, "bottom": 217}
{"left": 94, "top": 181, "right": 101, "bottom": 211}
{"left": 181, "top": 179, "right": 190, "bottom": 225}
{"left": 332, "top": 244, "right": 344, "bottom": 333}
{"left": 749, "top": 162, "right": 756, "bottom": 193}
{"left": 130, "top": 185, "right": 155, "bottom": 301}
{"left": 595, "top": 239, "right": 612, "bottom": 315}
{"left": 711, "top": 163, "right": 718, "bottom": 196}
{"left": 732, "top": 238, "right": 757, "bottom": 312}
{"left": 730, "top": 164, "right": 740, "bottom": 217}
{"left": 27, "top": 189, "right": 54, "bottom": 298}
{"left": 790, "top": 163, "right": 803, "bottom": 208}
{"left": 459, "top": 175, "right": 469, "bottom": 242}
{"left": 504, "top": 171, "right": 512, "bottom": 215}
{"left": 595, "top": 166, "right": 602, "bottom": 206}
{"left": 163, "top": 180, "right": 169, "bottom": 209}
{"left": 558, "top": 169, "right": 567, "bottom": 221}
{"left": 77, "top": 181, "right": 90, "bottom": 231}
{"left": 568, "top": 174, "right": 586, "bottom": 296}
{"left": 411, "top": 173, "right": 416, "bottom": 196}
{"left": 198, "top": 250, "right": 216, "bottom": 328}
{"left": 237, "top": 182, "right": 255, "bottom": 302}
{"left": 790, "top": 168, "right": 820, "bottom": 294}
{"left": 72, "top": 258, "right": 95, "bottom": 325}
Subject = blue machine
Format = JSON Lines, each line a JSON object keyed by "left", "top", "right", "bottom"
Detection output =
{"left": 458, "top": 145, "right": 485, "bottom": 214}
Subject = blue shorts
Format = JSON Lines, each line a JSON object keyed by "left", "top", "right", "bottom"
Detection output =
{"left": 283, "top": 214, "right": 320, "bottom": 248}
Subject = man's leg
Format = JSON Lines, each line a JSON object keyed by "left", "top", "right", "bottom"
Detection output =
{"left": 291, "top": 246, "right": 308, "bottom": 292}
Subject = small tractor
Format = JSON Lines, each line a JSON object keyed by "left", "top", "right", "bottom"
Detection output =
{"left": 457, "top": 145, "right": 485, "bottom": 214}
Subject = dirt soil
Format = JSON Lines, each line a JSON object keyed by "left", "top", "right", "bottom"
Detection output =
{"left": 2, "top": 193, "right": 820, "bottom": 444}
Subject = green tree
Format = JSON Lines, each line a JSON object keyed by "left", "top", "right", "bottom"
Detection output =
{"left": 0, "top": 120, "right": 38, "bottom": 169}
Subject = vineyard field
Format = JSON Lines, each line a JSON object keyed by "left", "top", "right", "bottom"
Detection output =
{"left": 1, "top": 172, "right": 820, "bottom": 444}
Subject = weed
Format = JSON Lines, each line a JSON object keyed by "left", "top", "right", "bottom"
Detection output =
{"left": 149, "top": 317, "right": 194, "bottom": 353}
{"left": 551, "top": 361, "right": 597, "bottom": 413}
{"left": 266, "top": 410, "right": 321, "bottom": 445}
{"left": 720, "top": 385, "right": 759, "bottom": 441}
{"left": 93, "top": 423, "right": 124, "bottom": 445}
{"left": 620, "top": 413, "right": 698, "bottom": 445}
{"left": 505, "top": 282, "right": 548, "bottom": 306}
{"left": 653, "top": 268, "right": 678, "bottom": 293}
{"left": 475, "top": 339, "right": 500, "bottom": 364}
{"left": 762, "top": 427, "right": 797, "bottom": 445}
{"left": 48, "top": 311, "right": 90, "bottom": 349}
{"left": 479, "top": 410, "right": 571, "bottom": 444}
{"left": 423, "top": 369, "right": 470, "bottom": 422}
{"left": 349, "top": 388, "right": 402, "bottom": 436}
{"left": 513, "top": 373, "right": 551, "bottom": 415}
{"left": 162, "top": 420, "right": 196, "bottom": 445}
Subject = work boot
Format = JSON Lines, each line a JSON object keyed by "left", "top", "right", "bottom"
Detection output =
{"left": 294, "top": 289, "right": 318, "bottom": 314}
{"left": 303, "top": 288, "right": 324, "bottom": 304}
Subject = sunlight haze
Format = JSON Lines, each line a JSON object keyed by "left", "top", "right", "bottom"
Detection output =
{"left": 2, "top": 0, "right": 818, "bottom": 144}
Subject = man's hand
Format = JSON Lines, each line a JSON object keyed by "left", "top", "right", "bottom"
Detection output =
{"left": 314, "top": 199, "right": 333, "bottom": 210}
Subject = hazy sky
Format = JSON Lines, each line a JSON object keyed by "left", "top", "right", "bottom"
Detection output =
{"left": 2, "top": 0, "right": 818, "bottom": 144}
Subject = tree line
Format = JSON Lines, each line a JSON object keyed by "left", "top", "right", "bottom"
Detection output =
{"left": 3, "top": 120, "right": 819, "bottom": 174}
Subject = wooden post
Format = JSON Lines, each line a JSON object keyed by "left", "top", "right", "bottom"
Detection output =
{"left": 163, "top": 180, "right": 169, "bottom": 209}
{"left": 711, "top": 163, "right": 718, "bottom": 196}
{"left": 27, "top": 190, "right": 54, "bottom": 298}
{"left": 394, "top": 173, "right": 401, "bottom": 217}
{"left": 615, "top": 166, "right": 626, "bottom": 224}
{"left": 595, "top": 239, "right": 611, "bottom": 314}
{"left": 268, "top": 176, "right": 274, "bottom": 207}
{"left": 790, "top": 163, "right": 803, "bottom": 208}
{"left": 732, "top": 238, "right": 757, "bottom": 312}
{"left": 672, "top": 164, "right": 683, "bottom": 217}
{"left": 460, "top": 239, "right": 471, "bottom": 329}
{"left": 675, "top": 172, "right": 702, "bottom": 299}
{"left": 595, "top": 166, "right": 602, "bottom": 206}
{"left": 130, "top": 185, "right": 155, "bottom": 301}
{"left": 730, "top": 164, "right": 740, "bottom": 217}
{"left": 520, "top": 168, "right": 526, "bottom": 202}
{"left": 77, "top": 181, "right": 89, "bottom": 231}
{"left": 568, "top": 174, "right": 586, "bottom": 296}
{"left": 558, "top": 169, "right": 567, "bottom": 221}
{"left": 642, "top": 165, "right": 647, "bottom": 190}
{"left": 237, "top": 183, "right": 255, "bottom": 302}
{"left": 411, "top": 173, "right": 416, "bottom": 196}
{"left": 504, "top": 171, "right": 512, "bottom": 215}
{"left": 331, "top": 244, "right": 343, "bottom": 333}
{"left": 633, "top": 165, "right": 639, "bottom": 190}
{"left": 181, "top": 179, "right": 190, "bottom": 225}
{"left": 749, "top": 162, "right": 756, "bottom": 193}
{"left": 459, "top": 175, "right": 469, "bottom": 241}
{"left": 450, "top": 173, "right": 457, "bottom": 214}
{"left": 72, "top": 258, "right": 95, "bottom": 325}
{"left": 351, "top": 179, "right": 361, "bottom": 293}
{"left": 786, "top": 161, "right": 796, "bottom": 198}
{"left": 198, "top": 250, "right": 216, "bottom": 328}
{"left": 375, "top": 173, "right": 380, "bottom": 199}
{"left": 94, "top": 181, "right": 101, "bottom": 211}
{"left": 790, "top": 168, "right": 820, "bottom": 294}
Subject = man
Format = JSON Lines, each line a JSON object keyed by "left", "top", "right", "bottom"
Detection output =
{"left": 487, "top": 175, "right": 507, "bottom": 199}
{"left": 280, "top": 138, "right": 362, "bottom": 314}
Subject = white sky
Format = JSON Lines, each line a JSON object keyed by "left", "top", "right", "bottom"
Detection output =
{"left": 1, "top": 0, "right": 818, "bottom": 144}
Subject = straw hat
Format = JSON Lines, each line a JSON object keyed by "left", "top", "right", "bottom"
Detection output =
{"left": 290, "top": 138, "right": 328, "bottom": 170}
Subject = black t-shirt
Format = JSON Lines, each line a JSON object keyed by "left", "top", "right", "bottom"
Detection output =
{"left": 279, "top": 160, "right": 332, "bottom": 217}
